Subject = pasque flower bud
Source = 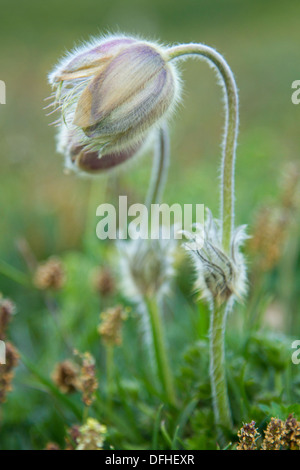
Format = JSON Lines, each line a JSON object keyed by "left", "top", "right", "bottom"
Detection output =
{"left": 48, "top": 35, "right": 180, "bottom": 174}
{"left": 185, "top": 209, "right": 247, "bottom": 306}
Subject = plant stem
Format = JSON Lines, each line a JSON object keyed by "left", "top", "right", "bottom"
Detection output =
{"left": 106, "top": 344, "right": 114, "bottom": 396}
{"left": 82, "top": 405, "right": 89, "bottom": 423}
{"left": 146, "top": 122, "right": 170, "bottom": 209}
{"left": 167, "top": 44, "right": 240, "bottom": 436}
{"left": 84, "top": 176, "right": 107, "bottom": 252}
{"left": 210, "top": 302, "right": 232, "bottom": 438}
{"left": 106, "top": 344, "right": 115, "bottom": 410}
{"left": 167, "top": 44, "right": 239, "bottom": 254}
{"left": 144, "top": 296, "right": 176, "bottom": 406}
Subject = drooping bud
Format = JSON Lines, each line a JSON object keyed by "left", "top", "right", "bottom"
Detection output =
{"left": 48, "top": 35, "right": 180, "bottom": 174}
{"left": 57, "top": 125, "right": 145, "bottom": 174}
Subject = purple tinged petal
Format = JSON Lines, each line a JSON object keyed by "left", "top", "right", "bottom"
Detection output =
{"left": 61, "top": 38, "right": 136, "bottom": 74}
{"left": 82, "top": 67, "right": 175, "bottom": 151}
{"left": 70, "top": 142, "right": 143, "bottom": 173}
{"left": 50, "top": 35, "right": 180, "bottom": 175}
{"left": 73, "top": 44, "right": 166, "bottom": 128}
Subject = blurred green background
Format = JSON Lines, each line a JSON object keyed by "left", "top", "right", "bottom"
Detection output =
{"left": 0, "top": 0, "right": 300, "bottom": 450}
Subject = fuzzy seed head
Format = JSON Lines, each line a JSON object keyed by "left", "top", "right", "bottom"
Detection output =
{"left": 185, "top": 209, "right": 247, "bottom": 306}
{"left": 118, "top": 230, "right": 177, "bottom": 302}
{"left": 48, "top": 35, "right": 180, "bottom": 175}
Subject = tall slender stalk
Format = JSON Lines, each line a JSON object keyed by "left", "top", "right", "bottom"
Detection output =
{"left": 144, "top": 124, "right": 176, "bottom": 406}
{"left": 166, "top": 44, "right": 240, "bottom": 435}
{"left": 146, "top": 122, "right": 170, "bottom": 209}
{"left": 144, "top": 296, "right": 176, "bottom": 406}
{"left": 210, "top": 302, "right": 232, "bottom": 431}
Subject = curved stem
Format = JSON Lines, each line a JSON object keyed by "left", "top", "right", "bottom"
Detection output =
{"left": 166, "top": 44, "right": 239, "bottom": 439}
{"left": 145, "top": 122, "right": 170, "bottom": 209}
{"left": 210, "top": 302, "right": 232, "bottom": 440}
{"left": 166, "top": 44, "right": 239, "bottom": 254}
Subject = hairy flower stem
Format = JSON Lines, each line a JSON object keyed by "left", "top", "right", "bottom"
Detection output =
{"left": 146, "top": 123, "right": 170, "bottom": 209}
{"left": 144, "top": 296, "right": 176, "bottom": 406}
{"left": 133, "top": 123, "right": 170, "bottom": 251}
{"left": 167, "top": 44, "right": 239, "bottom": 254}
{"left": 167, "top": 44, "right": 239, "bottom": 435}
{"left": 210, "top": 302, "right": 232, "bottom": 437}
